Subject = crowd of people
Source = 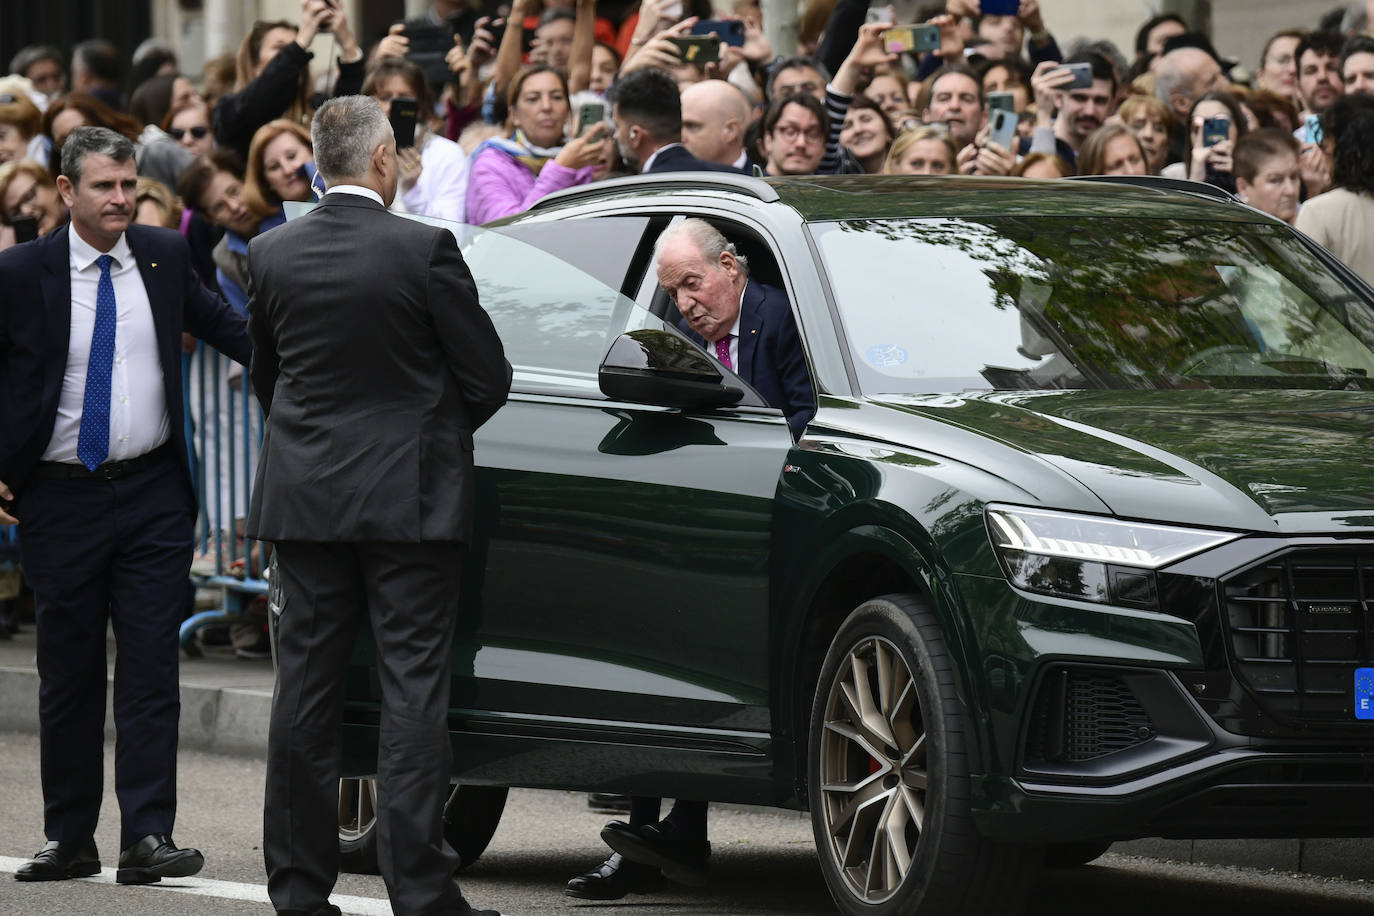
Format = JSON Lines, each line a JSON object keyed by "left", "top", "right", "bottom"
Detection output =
{"left": 3, "top": 0, "right": 1374, "bottom": 284}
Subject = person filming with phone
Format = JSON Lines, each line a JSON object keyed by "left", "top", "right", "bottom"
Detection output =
{"left": 1160, "top": 90, "right": 1248, "bottom": 193}
{"left": 364, "top": 57, "right": 469, "bottom": 223}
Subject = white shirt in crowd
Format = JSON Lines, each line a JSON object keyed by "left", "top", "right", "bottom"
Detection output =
{"left": 43, "top": 228, "right": 169, "bottom": 464}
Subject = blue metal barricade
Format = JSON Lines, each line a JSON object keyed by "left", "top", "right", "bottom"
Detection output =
{"left": 179, "top": 344, "right": 269, "bottom": 654}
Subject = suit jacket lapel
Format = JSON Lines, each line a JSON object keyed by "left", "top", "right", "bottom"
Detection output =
{"left": 40, "top": 226, "right": 72, "bottom": 385}
{"left": 125, "top": 227, "right": 175, "bottom": 366}
{"left": 736, "top": 280, "right": 763, "bottom": 382}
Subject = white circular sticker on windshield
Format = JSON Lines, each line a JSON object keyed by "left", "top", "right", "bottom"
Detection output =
{"left": 865, "top": 345, "right": 908, "bottom": 368}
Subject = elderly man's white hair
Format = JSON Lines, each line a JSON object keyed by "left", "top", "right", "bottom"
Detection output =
{"left": 311, "top": 95, "right": 393, "bottom": 184}
{"left": 654, "top": 218, "right": 750, "bottom": 274}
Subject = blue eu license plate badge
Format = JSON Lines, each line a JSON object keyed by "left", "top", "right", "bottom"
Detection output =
{"left": 1357, "top": 668, "right": 1374, "bottom": 720}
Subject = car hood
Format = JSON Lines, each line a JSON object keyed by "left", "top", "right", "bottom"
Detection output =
{"left": 867, "top": 389, "right": 1374, "bottom": 533}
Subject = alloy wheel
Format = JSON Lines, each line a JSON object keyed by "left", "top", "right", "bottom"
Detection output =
{"left": 338, "top": 777, "right": 378, "bottom": 844}
{"left": 817, "top": 635, "right": 927, "bottom": 904}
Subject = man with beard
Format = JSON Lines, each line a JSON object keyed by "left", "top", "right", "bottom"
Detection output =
{"left": 1023, "top": 53, "right": 1116, "bottom": 172}
{"left": 760, "top": 93, "right": 829, "bottom": 176}
{"left": 1, "top": 126, "right": 250, "bottom": 885}
{"left": 1296, "top": 31, "right": 1346, "bottom": 122}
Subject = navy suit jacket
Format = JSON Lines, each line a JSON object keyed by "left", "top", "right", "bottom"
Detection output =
{"left": 0, "top": 223, "right": 252, "bottom": 497}
{"left": 645, "top": 144, "right": 751, "bottom": 174}
{"left": 679, "top": 280, "right": 816, "bottom": 439}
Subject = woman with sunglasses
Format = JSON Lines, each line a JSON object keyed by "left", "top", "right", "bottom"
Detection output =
{"left": 163, "top": 101, "right": 215, "bottom": 158}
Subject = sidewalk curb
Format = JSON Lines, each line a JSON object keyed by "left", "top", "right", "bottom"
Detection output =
{"left": 0, "top": 664, "right": 271, "bottom": 759}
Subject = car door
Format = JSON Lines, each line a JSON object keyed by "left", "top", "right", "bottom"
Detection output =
{"left": 456, "top": 215, "right": 800, "bottom": 756}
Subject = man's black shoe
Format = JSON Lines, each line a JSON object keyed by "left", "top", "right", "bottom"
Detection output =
{"left": 565, "top": 852, "right": 665, "bottom": 899}
{"left": 600, "top": 821, "right": 710, "bottom": 886}
{"left": 14, "top": 839, "right": 100, "bottom": 881}
{"left": 116, "top": 834, "right": 204, "bottom": 884}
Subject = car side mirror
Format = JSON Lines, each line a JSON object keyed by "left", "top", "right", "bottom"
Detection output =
{"left": 599, "top": 330, "right": 746, "bottom": 410}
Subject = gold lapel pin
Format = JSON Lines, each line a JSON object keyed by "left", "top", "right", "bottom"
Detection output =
{"left": 151, "top": 262, "right": 158, "bottom": 267}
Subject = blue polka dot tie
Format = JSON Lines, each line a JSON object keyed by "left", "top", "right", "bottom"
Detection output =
{"left": 77, "top": 254, "right": 116, "bottom": 471}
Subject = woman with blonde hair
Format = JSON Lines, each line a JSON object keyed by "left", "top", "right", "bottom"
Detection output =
{"left": 1115, "top": 94, "right": 1172, "bottom": 174}
{"left": 243, "top": 118, "right": 318, "bottom": 222}
{"left": 883, "top": 126, "right": 957, "bottom": 175}
{"left": 0, "top": 80, "right": 46, "bottom": 168}
{"left": 1076, "top": 123, "right": 1148, "bottom": 177}
{"left": 0, "top": 157, "right": 67, "bottom": 250}
{"left": 134, "top": 176, "right": 184, "bottom": 229}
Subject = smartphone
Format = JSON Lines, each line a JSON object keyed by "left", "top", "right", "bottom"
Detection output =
{"left": 12, "top": 215, "right": 38, "bottom": 244}
{"left": 1054, "top": 61, "right": 1094, "bottom": 89}
{"left": 403, "top": 20, "right": 458, "bottom": 90}
{"left": 980, "top": 0, "right": 1020, "bottom": 14}
{"left": 1201, "top": 115, "right": 1230, "bottom": 147}
{"left": 883, "top": 24, "right": 941, "bottom": 55}
{"left": 577, "top": 101, "right": 606, "bottom": 136}
{"left": 987, "top": 91, "right": 1016, "bottom": 113}
{"left": 663, "top": 0, "right": 684, "bottom": 19}
{"left": 865, "top": 6, "right": 892, "bottom": 24}
{"left": 669, "top": 36, "right": 721, "bottom": 64}
{"left": 1305, "top": 112, "right": 1323, "bottom": 145}
{"left": 988, "top": 107, "right": 1017, "bottom": 152}
{"left": 691, "top": 19, "right": 746, "bottom": 46}
{"left": 389, "top": 96, "right": 420, "bottom": 149}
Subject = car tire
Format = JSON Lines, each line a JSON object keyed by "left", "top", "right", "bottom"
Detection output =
{"left": 337, "top": 779, "right": 507, "bottom": 875}
{"left": 443, "top": 785, "right": 509, "bottom": 871}
{"left": 1043, "top": 840, "right": 1112, "bottom": 868}
{"left": 808, "top": 594, "right": 1043, "bottom": 916}
{"left": 338, "top": 776, "right": 380, "bottom": 874}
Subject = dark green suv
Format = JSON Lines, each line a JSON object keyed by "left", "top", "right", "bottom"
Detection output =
{"left": 332, "top": 175, "right": 1374, "bottom": 915}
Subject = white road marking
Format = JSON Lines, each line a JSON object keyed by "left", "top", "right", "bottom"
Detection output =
{"left": 0, "top": 856, "right": 395, "bottom": 914}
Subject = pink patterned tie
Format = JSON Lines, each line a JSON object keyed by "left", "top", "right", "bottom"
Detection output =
{"left": 714, "top": 336, "right": 732, "bottom": 370}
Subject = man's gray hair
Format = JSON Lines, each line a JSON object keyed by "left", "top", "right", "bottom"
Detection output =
{"left": 1154, "top": 51, "right": 1191, "bottom": 104}
{"left": 655, "top": 218, "right": 750, "bottom": 274}
{"left": 311, "top": 95, "right": 392, "bottom": 184}
{"left": 61, "top": 126, "right": 135, "bottom": 186}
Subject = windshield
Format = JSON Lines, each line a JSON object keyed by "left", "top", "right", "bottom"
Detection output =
{"left": 809, "top": 217, "right": 1374, "bottom": 394}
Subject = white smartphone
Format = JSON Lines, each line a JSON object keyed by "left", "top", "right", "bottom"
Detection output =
{"left": 663, "top": 0, "right": 684, "bottom": 19}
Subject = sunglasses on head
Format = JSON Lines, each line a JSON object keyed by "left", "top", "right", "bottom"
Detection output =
{"left": 169, "top": 125, "right": 209, "bottom": 140}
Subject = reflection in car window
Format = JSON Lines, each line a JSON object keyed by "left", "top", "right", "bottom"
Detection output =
{"left": 809, "top": 218, "right": 1374, "bottom": 394}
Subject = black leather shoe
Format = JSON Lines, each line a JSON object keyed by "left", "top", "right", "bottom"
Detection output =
{"left": 14, "top": 839, "right": 100, "bottom": 881}
{"left": 116, "top": 834, "right": 204, "bottom": 885}
{"left": 565, "top": 852, "right": 665, "bottom": 899}
{"left": 601, "top": 821, "right": 710, "bottom": 886}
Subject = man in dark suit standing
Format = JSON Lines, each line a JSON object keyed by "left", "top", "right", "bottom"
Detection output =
{"left": 245, "top": 95, "right": 511, "bottom": 916}
{"left": 0, "top": 126, "right": 251, "bottom": 884}
{"left": 565, "top": 217, "right": 814, "bottom": 900}
{"left": 610, "top": 68, "right": 750, "bottom": 175}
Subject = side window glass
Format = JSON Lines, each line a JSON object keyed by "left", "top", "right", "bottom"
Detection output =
{"left": 454, "top": 218, "right": 651, "bottom": 396}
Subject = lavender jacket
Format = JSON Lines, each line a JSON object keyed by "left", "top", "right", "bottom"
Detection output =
{"left": 465, "top": 147, "right": 596, "bottom": 225}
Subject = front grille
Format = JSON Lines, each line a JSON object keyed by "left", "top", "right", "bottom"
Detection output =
{"left": 1026, "top": 669, "right": 1156, "bottom": 763}
{"left": 1222, "top": 548, "right": 1374, "bottom": 723}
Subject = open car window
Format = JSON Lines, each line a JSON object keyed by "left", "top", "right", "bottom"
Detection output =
{"left": 809, "top": 216, "right": 1374, "bottom": 394}
{"left": 289, "top": 205, "right": 769, "bottom": 404}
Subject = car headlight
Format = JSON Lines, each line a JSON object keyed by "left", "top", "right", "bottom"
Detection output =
{"left": 985, "top": 505, "right": 1239, "bottom": 609}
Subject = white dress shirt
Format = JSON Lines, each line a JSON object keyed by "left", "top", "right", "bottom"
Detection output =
{"left": 42, "top": 229, "right": 169, "bottom": 464}
{"left": 326, "top": 184, "right": 384, "bottom": 206}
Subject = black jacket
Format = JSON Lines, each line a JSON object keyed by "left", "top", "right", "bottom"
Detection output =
{"left": 244, "top": 193, "right": 512, "bottom": 543}
{"left": 0, "top": 224, "right": 251, "bottom": 497}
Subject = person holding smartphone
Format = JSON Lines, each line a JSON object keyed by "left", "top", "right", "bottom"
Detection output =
{"left": 0, "top": 159, "right": 68, "bottom": 251}
{"left": 212, "top": 0, "right": 366, "bottom": 160}
{"left": 364, "top": 57, "right": 469, "bottom": 224}
{"left": 1161, "top": 90, "right": 1248, "bottom": 193}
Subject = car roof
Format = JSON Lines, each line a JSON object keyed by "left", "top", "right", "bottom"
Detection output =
{"left": 530, "top": 173, "right": 1277, "bottom": 225}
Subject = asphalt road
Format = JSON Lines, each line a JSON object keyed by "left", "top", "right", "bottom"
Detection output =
{"left": 2, "top": 732, "right": 1373, "bottom": 916}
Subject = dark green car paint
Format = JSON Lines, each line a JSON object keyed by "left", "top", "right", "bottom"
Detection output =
{"left": 341, "top": 176, "right": 1374, "bottom": 847}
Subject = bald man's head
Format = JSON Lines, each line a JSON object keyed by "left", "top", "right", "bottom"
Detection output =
{"left": 1155, "top": 46, "right": 1226, "bottom": 120}
{"left": 681, "top": 79, "right": 754, "bottom": 166}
